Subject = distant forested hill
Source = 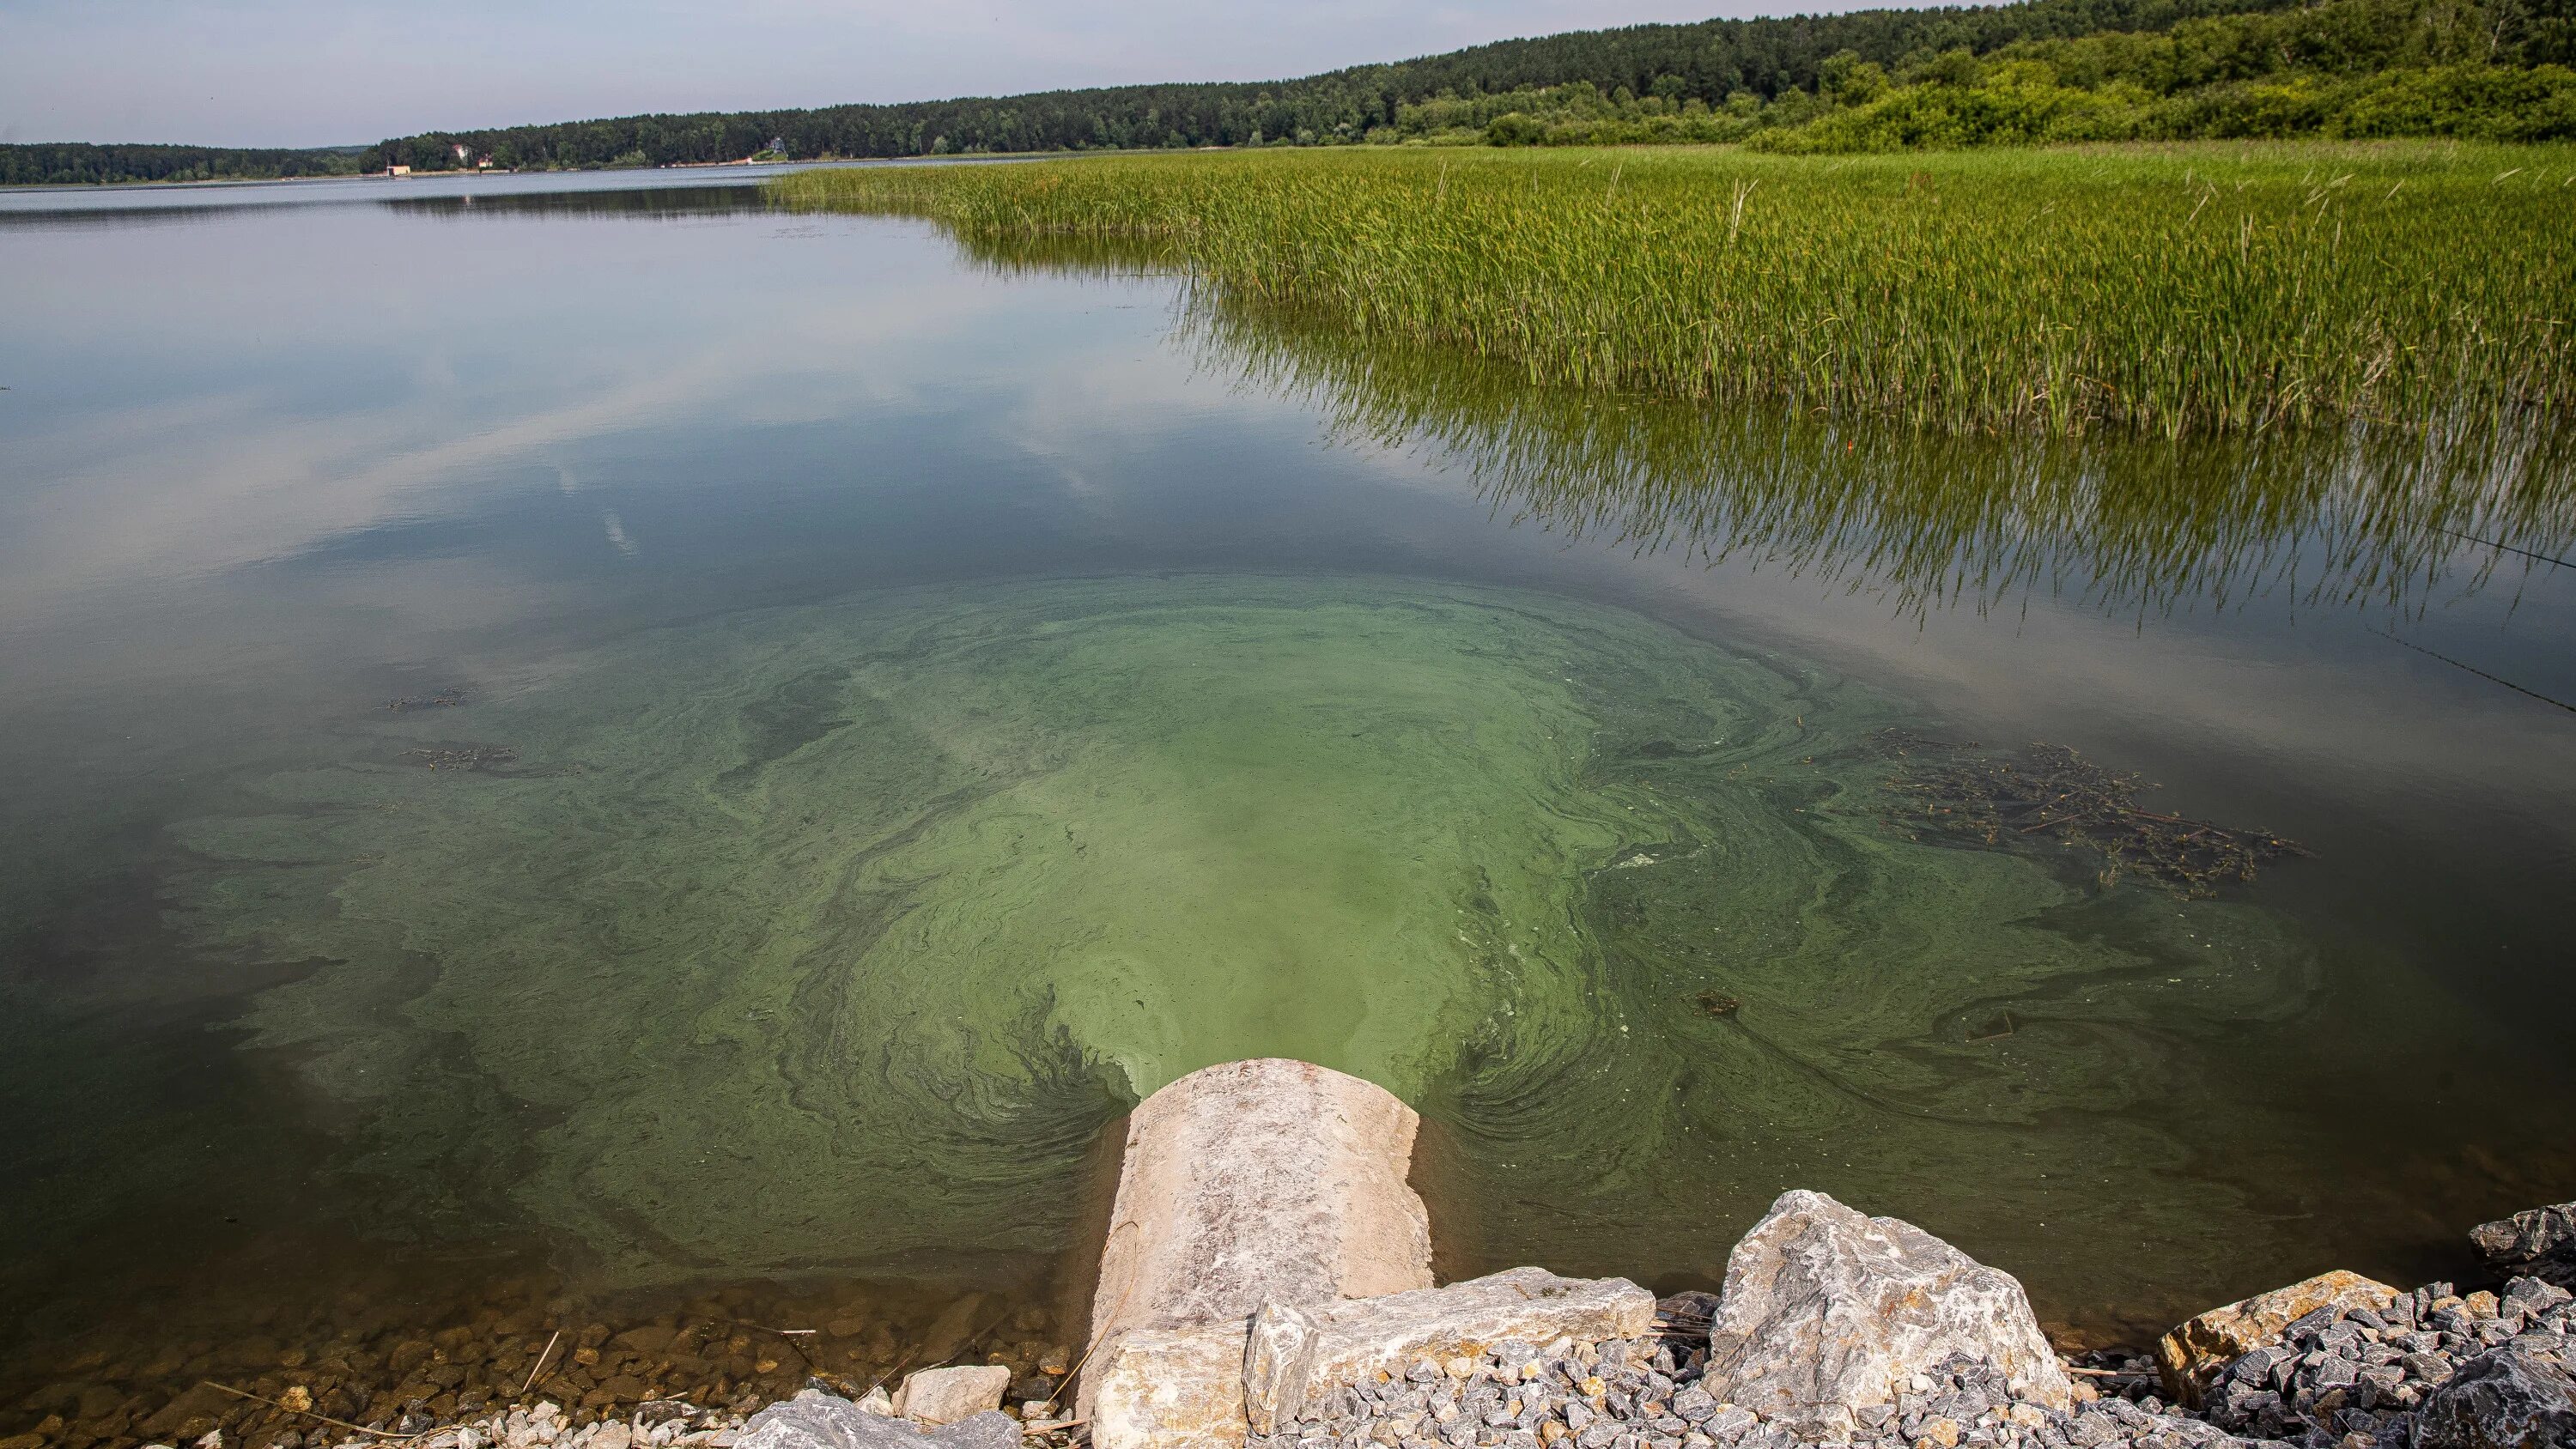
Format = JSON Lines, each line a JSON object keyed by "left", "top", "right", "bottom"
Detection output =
{"left": 0, "top": 143, "right": 372, "bottom": 188}
{"left": 6, "top": 0, "right": 2571, "bottom": 184}
{"left": 364, "top": 0, "right": 2342, "bottom": 167}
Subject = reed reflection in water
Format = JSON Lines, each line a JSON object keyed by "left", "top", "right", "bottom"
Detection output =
{"left": 957, "top": 227, "right": 2576, "bottom": 640}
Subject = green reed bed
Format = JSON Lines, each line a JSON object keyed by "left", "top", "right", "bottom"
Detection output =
{"left": 772, "top": 144, "right": 2576, "bottom": 437}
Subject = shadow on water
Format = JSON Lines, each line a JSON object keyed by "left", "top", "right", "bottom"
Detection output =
{"left": 0, "top": 181, "right": 777, "bottom": 232}
{"left": 380, "top": 186, "right": 777, "bottom": 222}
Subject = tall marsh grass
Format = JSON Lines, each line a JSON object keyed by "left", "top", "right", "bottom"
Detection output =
{"left": 770, "top": 144, "right": 2576, "bottom": 438}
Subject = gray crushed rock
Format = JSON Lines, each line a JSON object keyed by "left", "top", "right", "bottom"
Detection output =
{"left": 1252, "top": 1276, "right": 2576, "bottom": 1449}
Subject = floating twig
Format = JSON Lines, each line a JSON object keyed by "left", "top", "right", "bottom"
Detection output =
{"left": 2366, "top": 627, "right": 2576, "bottom": 716}
{"left": 520, "top": 1329, "right": 562, "bottom": 1398}
{"left": 2433, "top": 525, "right": 2573, "bottom": 571}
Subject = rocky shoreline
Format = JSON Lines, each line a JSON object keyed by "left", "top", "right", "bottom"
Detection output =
{"left": 1247, "top": 1270, "right": 2576, "bottom": 1449}
{"left": 47, "top": 1193, "right": 2567, "bottom": 1449}
{"left": 1236, "top": 1193, "right": 2575, "bottom": 1449}
{"left": 13, "top": 1062, "right": 2572, "bottom": 1449}
{"left": 0, "top": 1286, "right": 1080, "bottom": 1449}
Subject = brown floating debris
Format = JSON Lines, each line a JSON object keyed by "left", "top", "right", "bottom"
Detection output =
{"left": 1875, "top": 731, "right": 2306, "bottom": 898}
{"left": 402, "top": 744, "right": 518, "bottom": 772}
{"left": 386, "top": 688, "right": 467, "bottom": 712}
{"left": 1695, "top": 990, "right": 1742, "bottom": 1018}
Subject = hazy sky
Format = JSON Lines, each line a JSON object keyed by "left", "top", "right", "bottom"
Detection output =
{"left": 0, "top": 0, "right": 1872, "bottom": 149}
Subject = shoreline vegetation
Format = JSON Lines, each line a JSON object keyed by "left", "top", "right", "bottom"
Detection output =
{"left": 771, "top": 142, "right": 2576, "bottom": 438}
{"left": 9, "top": 0, "right": 2573, "bottom": 185}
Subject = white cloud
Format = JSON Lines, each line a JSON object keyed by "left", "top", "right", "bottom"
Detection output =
{"left": 0, "top": 215, "right": 1036, "bottom": 621}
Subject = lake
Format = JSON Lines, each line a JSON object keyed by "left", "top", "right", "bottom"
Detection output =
{"left": 2, "top": 167, "right": 2571, "bottom": 1434}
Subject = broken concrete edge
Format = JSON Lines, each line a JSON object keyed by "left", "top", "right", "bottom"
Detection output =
{"left": 1086, "top": 1268, "right": 1657, "bottom": 1449}
{"left": 1078, "top": 1058, "right": 1434, "bottom": 1424}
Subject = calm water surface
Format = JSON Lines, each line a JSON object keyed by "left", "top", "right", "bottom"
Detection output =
{"left": 3, "top": 172, "right": 2573, "bottom": 1429}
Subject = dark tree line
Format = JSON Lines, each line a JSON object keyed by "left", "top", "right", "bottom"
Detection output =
{"left": 0, "top": 143, "right": 371, "bottom": 188}
{"left": 9, "top": 0, "right": 2569, "bottom": 184}
{"left": 1425, "top": 0, "right": 2576, "bottom": 148}
{"left": 367, "top": 0, "right": 2334, "bottom": 167}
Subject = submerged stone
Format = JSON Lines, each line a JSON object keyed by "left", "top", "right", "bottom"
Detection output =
{"left": 895, "top": 1367, "right": 1010, "bottom": 1428}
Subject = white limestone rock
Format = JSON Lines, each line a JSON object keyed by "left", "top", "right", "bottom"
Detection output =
{"left": 1303, "top": 1267, "right": 1656, "bottom": 1388}
{"left": 1088, "top": 1324, "right": 1254, "bottom": 1449}
{"left": 1243, "top": 1302, "right": 1322, "bottom": 1435}
{"left": 1700, "top": 1189, "right": 2072, "bottom": 1435}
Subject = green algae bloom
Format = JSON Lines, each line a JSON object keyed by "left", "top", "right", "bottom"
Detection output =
{"left": 163, "top": 574, "right": 2314, "bottom": 1323}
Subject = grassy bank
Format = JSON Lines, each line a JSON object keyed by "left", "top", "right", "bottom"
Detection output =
{"left": 772, "top": 144, "right": 2576, "bottom": 437}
